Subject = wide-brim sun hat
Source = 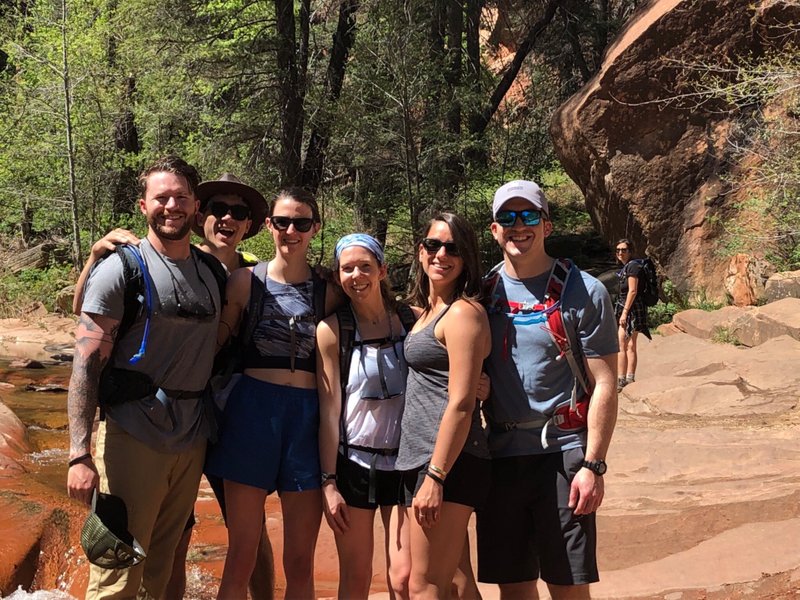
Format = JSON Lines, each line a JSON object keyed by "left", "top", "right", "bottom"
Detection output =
{"left": 80, "top": 489, "right": 146, "bottom": 569}
{"left": 193, "top": 173, "right": 268, "bottom": 240}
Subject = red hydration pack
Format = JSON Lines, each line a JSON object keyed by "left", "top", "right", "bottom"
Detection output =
{"left": 484, "top": 258, "right": 593, "bottom": 447}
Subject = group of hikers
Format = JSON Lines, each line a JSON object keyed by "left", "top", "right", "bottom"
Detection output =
{"left": 65, "top": 155, "right": 642, "bottom": 600}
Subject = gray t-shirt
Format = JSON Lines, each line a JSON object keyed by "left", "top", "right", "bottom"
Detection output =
{"left": 483, "top": 264, "right": 618, "bottom": 458}
{"left": 82, "top": 239, "right": 221, "bottom": 453}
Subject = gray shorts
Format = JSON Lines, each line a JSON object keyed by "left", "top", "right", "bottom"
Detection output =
{"left": 476, "top": 448, "right": 598, "bottom": 586}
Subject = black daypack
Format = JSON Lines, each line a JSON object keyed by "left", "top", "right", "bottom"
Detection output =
{"left": 630, "top": 258, "right": 659, "bottom": 307}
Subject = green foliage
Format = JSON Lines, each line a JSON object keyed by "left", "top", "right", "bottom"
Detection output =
{"left": 647, "top": 280, "right": 726, "bottom": 330}
{"left": 0, "top": 265, "right": 73, "bottom": 316}
{"left": 711, "top": 326, "right": 742, "bottom": 346}
{"left": 647, "top": 300, "right": 680, "bottom": 329}
{"left": 685, "top": 47, "right": 800, "bottom": 272}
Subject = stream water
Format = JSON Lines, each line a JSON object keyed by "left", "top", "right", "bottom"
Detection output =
{"left": 0, "top": 361, "right": 222, "bottom": 600}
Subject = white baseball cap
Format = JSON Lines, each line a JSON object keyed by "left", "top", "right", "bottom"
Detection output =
{"left": 492, "top": 180, "right": 549, "bottom": 219}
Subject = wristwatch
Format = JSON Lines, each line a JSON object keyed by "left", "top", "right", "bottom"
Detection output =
{"left": 321, "top": 472, "right": 337, "bottom": 486}
{"left": 581, "top": 459, "right": 607, "bottom": 476}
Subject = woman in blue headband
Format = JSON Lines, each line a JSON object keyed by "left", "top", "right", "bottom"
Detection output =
{"left": 316, "top": 233, "right": 419, "bottom": 599}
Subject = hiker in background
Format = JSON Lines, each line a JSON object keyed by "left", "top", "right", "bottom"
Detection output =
{"left": 71, "top": 173, "right": 276, "bottom": 600}
{"left": 477, "top": 180, "right": 618, "bottom": 600}
{"left": 316, "top": 233, "right": 418, "bottom": 599}
{"left": 614, "top": 238, "right": 651, "bottom": 392}
{"left": 395, "top": 212, "right": 491, "bottom": 599}
{"left": 67, "top": 156, "right": 221, "bottom": 599}
{"left": 206, "top": 187, "right": 341, "bottom": 600}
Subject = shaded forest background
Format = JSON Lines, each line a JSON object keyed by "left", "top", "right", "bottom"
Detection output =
{"left": 0, "top": 0, "right": 641, "bottom": 311}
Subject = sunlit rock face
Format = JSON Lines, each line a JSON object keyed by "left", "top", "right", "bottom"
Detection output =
{"left": 551, "top": 0, "right": 800, "bottom": 301}
{"left": 0, "top": 401, "right": 31, "bottom": 472}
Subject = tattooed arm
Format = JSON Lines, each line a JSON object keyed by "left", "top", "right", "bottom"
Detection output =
{"left": 66, "top": 312, "right": 120, "bottom": 505}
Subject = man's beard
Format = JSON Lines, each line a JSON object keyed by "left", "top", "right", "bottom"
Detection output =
{"left": 149, "top": 214, "right": 193, "bottom": 241}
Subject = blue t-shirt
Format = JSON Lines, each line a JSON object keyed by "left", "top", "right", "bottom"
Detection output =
{"left": 483, "top": 263, "right": 618, "bottom": 457}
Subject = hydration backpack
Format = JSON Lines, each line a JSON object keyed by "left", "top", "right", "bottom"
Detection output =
{"left": 483, "top": 259, "right": 592, "bottom": 448}
{"left": 334, "top": 302, "right": 418, "bottom": 503}
{"left": 93, "top": 244, "right": 227, "bottom": 417}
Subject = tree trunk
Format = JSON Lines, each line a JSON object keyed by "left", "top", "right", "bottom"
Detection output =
{"left": 275, "top": 0, "right": 305, "bottom": 186}
{"left": 300, "top": 0, "right": 358, "bottom": 192}
{"left": 471, "top": 0, "right": 562, "bottom": 136}
{"left": 61, "top": 0, "right": 81, "bottom": 269}
{"left": 112, "top": 76, "right": 140, "bottom": 218}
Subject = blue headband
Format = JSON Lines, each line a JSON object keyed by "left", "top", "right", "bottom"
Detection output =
{"left": 334, "top": 233, "right": 385, "bottom": 267}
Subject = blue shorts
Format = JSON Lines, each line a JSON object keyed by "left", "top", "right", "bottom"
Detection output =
{"left": 205, "top": 376, "right": 321, "bottom": 493}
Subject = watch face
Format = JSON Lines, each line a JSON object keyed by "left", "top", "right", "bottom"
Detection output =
{"left": 595, "top": 460, "right": 607, "bottom": 475}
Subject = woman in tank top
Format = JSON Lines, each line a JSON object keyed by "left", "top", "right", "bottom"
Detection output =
{"left": 206, "top": 187, "right": 339, "bottom": 600}
{"left": 395, "top": 212, "right": 491, "bottom": 598}
{"left": 316, "top": 233, "right": 420, "bottom": 599}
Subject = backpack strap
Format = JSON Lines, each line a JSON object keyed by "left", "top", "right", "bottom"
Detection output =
{"left": 191, "top": 246, "right": 227, "bottom": 309}
{"left": 238, "top": 261, "right": 267, "bottom": 349}
{"left": 541, "top": 258, "right": 590, "bottom": 407}
{"left": 311, "top": 268, "right": 328, "bottom": 324}
{"left": 482, "top": 261, "right": 505, "bottom": 314}
{"left": 396, "top": 303, "right": 417, "bottom": 334}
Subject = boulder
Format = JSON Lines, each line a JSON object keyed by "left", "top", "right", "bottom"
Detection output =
{"left": 622, "top": 333, "right": 800, "bottom": 417}
{"left": 8, "top": 359, "right": 44, "bottom": 369}
{"left": 0, "top": 401, "right": 31, "bottom": 468}
{"left": 671, "top": 306, "right": 748, "bottom": 340}
{"left": 54, "top": 285, "right": 75, "bottom": 315}
{"left": 724, "top": 254, "right": 775, "bottom": 307}
{"left": 728, "top": 297, "right": 800, "bottom": 347}
{"left": 764, "top": 270, "right": 800, "bottom": 303}
{"left": 551, "top": 0, "right": 800, "bottom": 301}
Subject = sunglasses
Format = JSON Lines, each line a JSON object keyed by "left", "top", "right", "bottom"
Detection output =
{"left": 421, "top": 238, "right": 460, "bottom": 256}
{"left": 208, "top": 202, "right": 250, "bottom": 221}
{"left": 495, "top": 209, "right": 542, "bottom": 228}
{"left": 270, "top": 216, "right": 316, "bottom": 232}
{"left": 615, "top": 248, "right": 630, "bottom": 254}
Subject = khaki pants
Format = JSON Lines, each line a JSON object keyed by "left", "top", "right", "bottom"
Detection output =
{"left": 86, "top": 420, "right": 206, "bottom": 600}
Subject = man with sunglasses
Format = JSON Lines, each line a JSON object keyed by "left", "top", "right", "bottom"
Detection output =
{"left": 67, "top": 156, "right": 223, "bottom": 599}
{"left": 476, "top": 180, "right": 619, "bottom": 599}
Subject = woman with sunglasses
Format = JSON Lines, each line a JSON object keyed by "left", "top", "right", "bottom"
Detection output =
{"left": 206, "top": 187, "right": 340, "bottom": 600}
{"left": 395, "top": 212, "right": 491, "bottom": 599}
{"left": 316, "top": 233, "right": 419, "bottom": 599}
{"left": 614, "top": 238, "right": 651, "bottom": 391}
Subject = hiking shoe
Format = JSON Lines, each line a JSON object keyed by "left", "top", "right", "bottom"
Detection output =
{"left": 617, "top": 378, "right": 627, "bottom": 392}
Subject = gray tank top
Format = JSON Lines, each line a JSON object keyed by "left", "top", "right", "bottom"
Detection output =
{"left": 396, "top": 305, "right": 490, "bottom": 471}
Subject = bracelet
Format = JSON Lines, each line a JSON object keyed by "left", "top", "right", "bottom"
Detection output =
{"left": 425, "top": 470, "right": 445, "bottom": 486}
{"left": 68, "top": 453, "right": 92, "bottom": 467}
{"left": 428, "top": 464, "right": 448, "bottom": 478}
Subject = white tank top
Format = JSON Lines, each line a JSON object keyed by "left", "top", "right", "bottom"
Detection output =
{"left": 342, "top": 329, "right": 408, "bottom": 471}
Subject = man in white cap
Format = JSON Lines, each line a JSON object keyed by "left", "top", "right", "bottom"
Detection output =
{"left": 476, "top": 180, "right": 619, "bottom": 599}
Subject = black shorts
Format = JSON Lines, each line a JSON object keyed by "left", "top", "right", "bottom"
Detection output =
{"left": 476, "top": 448, "right": 598, "bottom": 586}
{"left": 336, "top": 452, "right": 403, "bottom": 509}
{"left": 400, "top": 451, "right": 491, "bottom": 510}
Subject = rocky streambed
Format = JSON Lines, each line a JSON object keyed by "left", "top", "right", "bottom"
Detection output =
{"left": 2, "top": 306, "right": 800, "bottom": 598}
